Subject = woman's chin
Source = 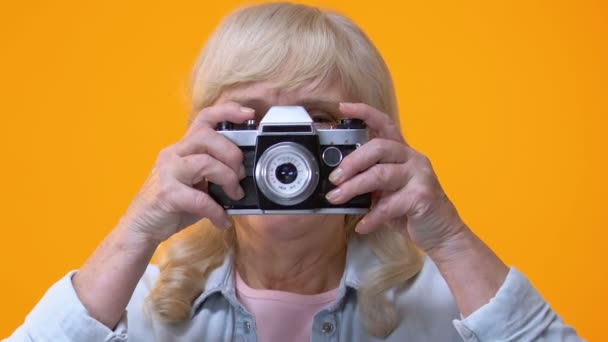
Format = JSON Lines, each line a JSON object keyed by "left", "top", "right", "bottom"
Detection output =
{"left": 234, "top": 214, "right": 344, "bottom": 240}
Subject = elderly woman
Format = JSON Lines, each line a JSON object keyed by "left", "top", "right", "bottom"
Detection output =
{"left": 7, "top": 3, "right": 582, "bottom": 342}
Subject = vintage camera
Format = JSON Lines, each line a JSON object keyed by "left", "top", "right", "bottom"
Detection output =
{"left": 208, "top": 106, "right": 371, "bottom": 214}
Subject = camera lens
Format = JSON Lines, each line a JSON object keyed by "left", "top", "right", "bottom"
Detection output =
{"left": 275, "top": 163, "right": 298, "bottom": 184}
{"left": 255, "top": 142, "right": 320, "bottom": 206}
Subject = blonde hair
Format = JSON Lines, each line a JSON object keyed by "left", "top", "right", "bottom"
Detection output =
{"left": 147, "top": 2, "right": 424, "bottom": 338}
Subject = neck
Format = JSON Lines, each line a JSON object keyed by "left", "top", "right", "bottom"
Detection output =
{"left": 234, "top": 216, "right": 347, "bottom": 294}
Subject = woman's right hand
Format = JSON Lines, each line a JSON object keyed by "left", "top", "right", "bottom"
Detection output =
{"left": 120, "top": 102, "right": 255, "bottom": 244}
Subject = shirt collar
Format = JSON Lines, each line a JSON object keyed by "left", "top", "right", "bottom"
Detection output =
{"left": 191, "top": 235, "right": 381, "bottom": 318}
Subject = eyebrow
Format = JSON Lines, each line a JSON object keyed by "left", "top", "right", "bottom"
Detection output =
{"left": 225, "top": 97, "right": 341, "bottom": 113}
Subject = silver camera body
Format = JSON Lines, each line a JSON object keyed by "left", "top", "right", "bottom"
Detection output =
{"left": 208, "top": 106, "right": 371, "bottom": 215}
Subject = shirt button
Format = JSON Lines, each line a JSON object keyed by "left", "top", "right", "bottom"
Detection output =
{"left": 321, "top": 322, "right": 335, "bottom": 334}
{"left": 244, "top": 321, "right": 251, "bottom": 333}
{"left": 463, "top": 329, "right": 475, "bottom": 340}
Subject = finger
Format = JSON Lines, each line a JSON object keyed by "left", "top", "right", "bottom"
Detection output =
{"left": 188, "top": 102, "right": 255, "bottom": 132}
{"left": 173, "top": 154, "right": 244, "bottom": 201}
{"left": 326, "top": 164, "right": 410, "bottom": 205}
{"left": 168, "top": 181, "right": 230, "bottom": 229}
{"left": 355, "top": 180, "right": 436, "bottom": 234}
{"left": 339, "top": 102, "right": 405, "bottom": 143}
{"left": 355, "top": 194, "right": 403, "bottom": 234}
{"left": 175, "top": 127, "right": 246, "bottom": 178}
{"left": 329, "top": 138, "right": 410, "bottom": 185}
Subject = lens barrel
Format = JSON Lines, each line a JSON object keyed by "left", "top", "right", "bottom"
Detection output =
{"left": 255, "top": 142, "right": 319, "bottom": 206}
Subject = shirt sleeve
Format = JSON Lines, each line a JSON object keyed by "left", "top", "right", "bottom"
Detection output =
{"left": 3, "top": 271, "right": 128, "bottom": 342}
{"left": 451, "top": 267, "right": 584, "bottom": 341}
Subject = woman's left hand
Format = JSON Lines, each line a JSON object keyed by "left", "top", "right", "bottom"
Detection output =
{"left": 326, "top": 102, "right": 467, "bottom": 254}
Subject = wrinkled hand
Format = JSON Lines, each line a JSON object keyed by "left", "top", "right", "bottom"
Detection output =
{"left": 325, "top": 103, "right": 467, "bottom": 253}
{"left": 121, "top": 102, "right": 254, "bottom": 244}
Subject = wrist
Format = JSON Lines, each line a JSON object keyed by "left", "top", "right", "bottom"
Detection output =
{"left": 73, "top": 217, "right": 159, "bottom": 328}
{"left": 116, "top": 216, "right": 163, "bottom": 251}
{"left": 424, "top": 225, "right": 509, "bottom": 316}
{"left": 425, "top": 224, "right": 476, "bottom": 266}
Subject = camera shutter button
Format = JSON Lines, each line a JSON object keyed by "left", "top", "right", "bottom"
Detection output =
{"left": 217, "top": 121, "right": 233, "bottom": 131}
{"left": 246, "top": 119, "right": 257, "bottom": 129}
{"left": 322, "top": 147, "right": 343, "bottom": 167}
{"left": 338, "top": 118, "right": 366, "bottom": 129}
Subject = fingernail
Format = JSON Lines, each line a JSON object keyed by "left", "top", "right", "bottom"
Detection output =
{"left": 325, "top": 188, "right": 342, "bottom": 203}
{"left": 355, "top": 219, "right": 366, "bottom": 234}
{"left": 329, "top": 168, "right": 344, "bottom": 184}
{"left": 240, "top": 106, "right": 255, "bottom": 114}
{"left": 236, "top": 187, "right": 245, "bottom": 200}
{"left": 238, "top": 165, "right": 246, "bottom": 179}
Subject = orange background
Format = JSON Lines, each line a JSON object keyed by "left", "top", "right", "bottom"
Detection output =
{"left": 1, "top": 0, "right": 605, "bottom": 339}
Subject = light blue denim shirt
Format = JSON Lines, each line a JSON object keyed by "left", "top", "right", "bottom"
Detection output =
{"left": 5, "top": 236, "right": 583, "bottom": 341}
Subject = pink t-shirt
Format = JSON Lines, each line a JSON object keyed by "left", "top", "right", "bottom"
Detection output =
{"left": 235, "top": 271, "right": 338, "bottom": 342}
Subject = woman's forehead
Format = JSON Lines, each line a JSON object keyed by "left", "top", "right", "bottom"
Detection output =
{"left": 216, "top": 81, "right": 346, "bottom": 106}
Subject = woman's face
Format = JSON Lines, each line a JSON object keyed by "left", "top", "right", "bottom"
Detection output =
{"left": 215, "top": 80, "right": 347, "bottom": 239}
